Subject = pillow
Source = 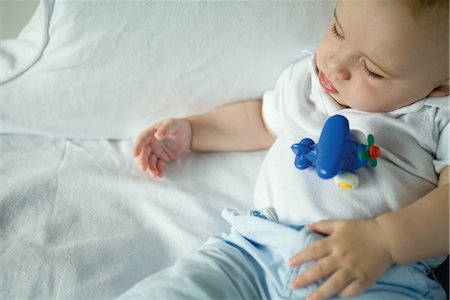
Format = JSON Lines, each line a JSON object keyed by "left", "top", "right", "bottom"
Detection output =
{"left": 0, "top": 0, "right": 335, "bottom": 139}
{"left": 0, "top": 0, "right": 54, "bottom": 83}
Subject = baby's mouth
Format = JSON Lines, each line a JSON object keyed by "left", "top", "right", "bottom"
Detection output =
{"left": 318, "top": 72, "right": 339, "bottom": 94}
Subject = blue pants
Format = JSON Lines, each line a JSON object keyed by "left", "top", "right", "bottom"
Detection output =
{"left": 117, "top": 209, "right": 446, "bottom": 300}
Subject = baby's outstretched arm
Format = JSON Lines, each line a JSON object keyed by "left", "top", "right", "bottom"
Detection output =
{"left": 289, "top": 167, "right": 449, "bottom": 300}
{"left": 134, "top": 100, "right": 275, "bottom": 177}
{"left": 187, "top": 100, "right": 275, "bottom": 152}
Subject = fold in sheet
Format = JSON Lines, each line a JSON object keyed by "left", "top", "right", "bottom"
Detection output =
{"left": 0, "top": 134, "right": 264, "bottom": 299}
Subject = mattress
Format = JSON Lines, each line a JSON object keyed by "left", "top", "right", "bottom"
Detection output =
{"left": 0, "top": 0, "right": 337, "bottom": 298}
{"left": 1, "top": 133, "right": 265, "bottom": 299}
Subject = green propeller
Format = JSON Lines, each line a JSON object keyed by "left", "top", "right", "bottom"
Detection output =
{"left": 358, "top": 134, "right": 381, "bottom": 168}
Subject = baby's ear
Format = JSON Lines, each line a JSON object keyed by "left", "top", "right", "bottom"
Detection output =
{"left": 428, "top": 80, "right": 450, "bottom": 97}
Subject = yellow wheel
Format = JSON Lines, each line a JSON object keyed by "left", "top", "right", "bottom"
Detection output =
{"left": 334, "top": 172, "right": 359, "bottom": 190}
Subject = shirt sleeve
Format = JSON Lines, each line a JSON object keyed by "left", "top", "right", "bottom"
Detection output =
{"left": 433, "top": 108, "right": 449, "bottom": 174}
{"left": 261, "top": 64, "right": 294, "bottom": 137}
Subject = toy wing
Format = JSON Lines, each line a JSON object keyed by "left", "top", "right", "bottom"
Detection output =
{"left": 316, "top": 115, "right": 349, "bottom": 179}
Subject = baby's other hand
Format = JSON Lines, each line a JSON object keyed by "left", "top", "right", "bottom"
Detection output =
{"left": 289, "top": 219, "right": 393, "bottom": 300}
{"left": 133, "top": 118, "right": 192, "bottom": 178}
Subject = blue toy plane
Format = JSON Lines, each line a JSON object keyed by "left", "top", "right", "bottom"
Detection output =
{"left": 291, "top": 115, "right": 381, "bottom": 190}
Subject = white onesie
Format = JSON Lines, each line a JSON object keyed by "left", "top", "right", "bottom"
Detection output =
{"left": 255, "top": 51, "right": 449, "bottom": 225}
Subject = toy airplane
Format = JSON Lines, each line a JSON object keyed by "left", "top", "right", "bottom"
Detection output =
{"left": 291, "top": 115, "right": 381, "bottom": 190}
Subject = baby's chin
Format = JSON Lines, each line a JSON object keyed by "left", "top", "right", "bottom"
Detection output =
{"left": 328, "top": 92, "right": 350, "bottom": 109}
{"left": 329, "top": 93, "right": 401, "bottom": 113}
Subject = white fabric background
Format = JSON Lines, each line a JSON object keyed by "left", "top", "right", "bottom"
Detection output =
{"left": 0, "top": 134, "right": 266, "bottom": 299}
{"left": 1, "top": 0, "right": 335, "bottom": 138}
{"left": 0, "top": 1, "right": 337, "bottom": 298}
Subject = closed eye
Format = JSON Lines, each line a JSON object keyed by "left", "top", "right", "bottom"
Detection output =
{"left": 362, "top": 60, "right": 384, "bottom": 80}
{"left": 330, "top": 23, "right": 344, "bottom": 41}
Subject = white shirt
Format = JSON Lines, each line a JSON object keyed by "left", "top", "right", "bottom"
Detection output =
{"left": 255, "top": 51, "right": 449, "bottom": 225}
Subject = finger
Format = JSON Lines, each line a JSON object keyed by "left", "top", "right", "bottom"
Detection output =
{"left": 339, "top": 279, "right": 371, "bottom": 298}
{"left": 156, "top": 160, "right": 167, "bottom": 177}
{"left": 133, "top": 136, "right": 143, "bottom": 156}
{"left": 146, "top": 168, "right": 157, "bottom": 178}
{"left": 289, "top": 239, "right": 331, "bottom": 267}
{"left": 148, "top": 154, "right": 158, "bottom": 175}
{"left": 307, "top": 270, "right": 354, "bottom": 300}
{"left": 155, "top": 119, "right": 176, "bottom": 140}
{"left": 308, "top": 220, "right": 338, "bottom": 236}
{"left": 292, "top": 256, "right": 338, "bottom": 289}
{"left": 134, "top": 128, "right": 157, "bottom": 156}
{"left": 139, "top": 146, "right": 152, "bottom": 171}
{"left": 134, "top": 131, "right": 149, "bottom": 156}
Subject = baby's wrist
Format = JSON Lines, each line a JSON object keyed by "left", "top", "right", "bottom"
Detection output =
{"left": 373, "top": 216, "right": 396, "bottom": 265}
{"left": 183, "top": 117, "right": 194, "bottom": 151}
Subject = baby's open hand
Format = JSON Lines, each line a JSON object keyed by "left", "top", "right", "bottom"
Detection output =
{"left": 133, "top": 118, "right": 192, "bottom": 178}
{"left": 289, "top": 219, "right": 393, "bottom": 300}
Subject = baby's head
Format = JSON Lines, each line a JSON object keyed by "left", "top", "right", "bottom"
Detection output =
{"left": 315, "top": 0, "right": 449, "bottom": 112}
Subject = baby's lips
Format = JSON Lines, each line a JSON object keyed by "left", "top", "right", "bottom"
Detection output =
{"left": 318, "top": 72, "right": 339, "bottom": 94}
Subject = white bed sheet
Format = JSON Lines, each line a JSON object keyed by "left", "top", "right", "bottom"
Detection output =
{"left": 0, "top": 1, "right": 338, "bottom": 298}
{"left": 0, "top": 134, "right": 266, "bottom": 299}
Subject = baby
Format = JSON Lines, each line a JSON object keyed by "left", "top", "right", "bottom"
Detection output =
{"left": 125, "top": 0, "right": 449, "bottom": 299}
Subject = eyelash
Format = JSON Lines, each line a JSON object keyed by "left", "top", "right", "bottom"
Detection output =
{"left": 362, "top": 60, "right": 383, "bottom": 80}
{"left": 329, "top": 23, "right": 344, "bottom": 40}
{"left": 330, "top": 23, "right": 384, "bottom": 80}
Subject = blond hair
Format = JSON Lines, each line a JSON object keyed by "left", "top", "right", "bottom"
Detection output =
{"left": 407, "top": 0, "right": 449, "bottom": 20}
